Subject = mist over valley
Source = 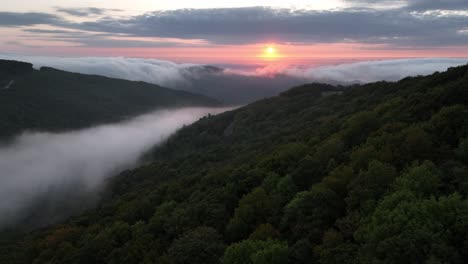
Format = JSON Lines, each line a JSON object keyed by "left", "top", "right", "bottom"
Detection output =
{"left": 0, "top": 107, "right": 232, "bottom": 228}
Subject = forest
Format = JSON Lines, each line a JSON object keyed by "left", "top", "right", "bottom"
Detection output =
{"left": 0, "top": 60, "right": 218, "bottom": 140}
{"left": 1, "top": 63, "right": 467, "bottom": 264}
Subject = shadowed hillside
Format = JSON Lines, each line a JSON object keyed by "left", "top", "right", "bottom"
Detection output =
{"left": 0, "top": 60, "right": 219, "bottom": 140}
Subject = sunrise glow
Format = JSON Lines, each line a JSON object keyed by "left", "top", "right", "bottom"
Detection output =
{"left": 261, "top": 45, "right": 281, "bottom": 61}
{"left": 1, "top": 2, "right": 467, "bottom": 67}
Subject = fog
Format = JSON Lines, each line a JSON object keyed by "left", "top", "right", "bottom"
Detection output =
{"left": 0, "top": 107, "right": 231, "bottom": 228}
{"left": 290, "top": 58, "right": 468, "bottom": 83}
{"left": 1, "top": 54, "right": 466, "bottom": 103}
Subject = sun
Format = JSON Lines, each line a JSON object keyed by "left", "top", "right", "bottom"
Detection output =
{"left": 267, "top": 46, "right": 276, "bottom": 54}
{"left": 261, "top": 45, "right": 280, "bottom": 60}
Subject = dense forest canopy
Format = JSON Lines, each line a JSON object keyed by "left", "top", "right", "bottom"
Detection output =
{"left": 1, "top": 64, "right": 468, "bottom": 263}
{"left": 0, "top": 60, "right": 219, "bottom": 140}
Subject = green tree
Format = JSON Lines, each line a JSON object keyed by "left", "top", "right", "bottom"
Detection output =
{"left": 249, "top": 223, "right": 280, "bottom": 241}
{"left": 167, "top": 226, "right": 225, "bottom": 264}
{"left": 226, "top": 188, "right": 274, "bottom": 241}
{"left": 456, "top": 137, "right": 468, "bottom": 164}
{"left": 283, "top": 185, "right": 343, "bottom": 241}
{"left": 356, "top": 192, "right": 468, "bottom": 264}
{"left": 342, "top": 111, "right": 379, "bottom": 146}
{"left": 322, "top": 165, "right": 354, "bottom": 198}
{"left": 289, "top": 239, "right": 313, "bottom": 264}
{"left": 314, "top": 230, "right": 357, "bottom": 264}
{"left": 314, "top": 135, "right": 345, "bottom": 165}
{"left": 429, "top": 105, "right": 467, "bottom": 146}
{"left": 393, "top": 161, "right": 440, "bottom": 197}
{"left": 251, "top": 242, "right": 289, "bottom": 264}
{"left": 346, "top": 160, "right": 397, "bottom": 212}
{"left": 401, "top": 126, "right": 434, "bottom": 162}
{"left": 222, "top": 240, "right": 288, "bottom": 264}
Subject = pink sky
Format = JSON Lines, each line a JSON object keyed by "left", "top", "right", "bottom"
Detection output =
{"left": 6, "top": 43, "right": 468, "bottom": 67}
{"left": 1, "top": 3, "right": 468, "bottom": 68}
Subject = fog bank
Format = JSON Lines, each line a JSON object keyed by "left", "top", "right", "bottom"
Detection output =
{"left": 1, "top": 55, "right": 466, "bottom": 103}
{"left": 0, "top": 107, "right": 231, "bottom": 228}
{"left": 288, "top": 58, "right": 468, "bottom": 83}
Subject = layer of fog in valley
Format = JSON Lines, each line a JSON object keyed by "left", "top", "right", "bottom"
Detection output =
{"left": 1, "top": 55, "right": 466, "bottom": 104}
{"left": 0, "top": 107, "right": 231, "bottom": 229}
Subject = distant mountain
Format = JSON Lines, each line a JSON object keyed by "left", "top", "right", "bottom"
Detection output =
{"left": 0, "top": 60, "right": 219, "bottom": 140}
{"left": 2, "top": 64, "right": 468, "bottom": 264}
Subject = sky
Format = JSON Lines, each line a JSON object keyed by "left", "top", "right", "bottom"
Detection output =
{"left": 1, "top": 0, "right": 468, "bottom": 67}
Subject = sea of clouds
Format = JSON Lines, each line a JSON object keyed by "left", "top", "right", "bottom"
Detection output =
{"left": 1, "top": 54, "right": 466, "bottom": 103}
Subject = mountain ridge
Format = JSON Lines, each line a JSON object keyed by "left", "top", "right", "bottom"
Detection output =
{"left": 0, "top": 59, "right": 220, "bottom": 140}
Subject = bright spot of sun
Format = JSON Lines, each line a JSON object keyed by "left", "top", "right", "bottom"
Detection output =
{"left": 262, "top": 45, "right": 280, "bottom": 60}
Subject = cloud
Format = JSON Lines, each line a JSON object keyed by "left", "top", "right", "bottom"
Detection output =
{"left": 0, "top": 54, "right": 209, "bottom": 86}
{"left": 349, "top": 0, "right": 468, "bottom": 11}
{"left": 23, "top": 28, "right": 81, "bottom": 34}
{"left": 2, "top": 6, "right": 468, "bottom": 47}
{"left": 409, "top": 0, "right": 468, "bottom": 11}
{"left": 1, "top": 54, "right": 466, "bottom": 103}
{"left": 0, "top": 107, "right": 230, "bottom": 228}
{"left": 0, "top": 54, "right": 308, "bottom": 103}
{"left": 63, "top": 7, "right": 468, "bottom": 46}
{"left": 55, "top": 7, "right": 122, "bottom": 17}
{"left": 0, "top": 12, "right": 60, "bottom": 27}
{"left": 21, "top": 29, "right": 195, "bottom": 48}
{"left": 287, "top": 58, "right": 468, "bottom": 83}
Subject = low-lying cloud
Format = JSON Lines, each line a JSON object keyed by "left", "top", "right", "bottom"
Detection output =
{"left": 0, "top": 54, "right": 308, "bottom": 103}
{"left": 0, "top": 54, "right": 467, "bottom": 103}
{"left": 0, "top": 107, "right": 231, "bottom": 228}
{"left": 284, "top": 58, "right": 468, "bottom": 83}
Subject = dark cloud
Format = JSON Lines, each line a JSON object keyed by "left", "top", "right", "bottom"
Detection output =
{"left": 66, "top": 7, "right": 468, "bottom": 46}
{"left": 3, "top": 5, "right": 468, "bottom": 47}
{"left": 0, "top": 12, "right": 59, "bottom": 26}
{"left": 409, "top": 0, "right": 468, "bottom": 11}
{"left": 21, "top": 29, "right": 204, "bottom": 48}
{"left": 23, "top": 28, "right": 79, "bottom": 34}
{"left": 55, "top": 7, "right": 122, "bottom": 17}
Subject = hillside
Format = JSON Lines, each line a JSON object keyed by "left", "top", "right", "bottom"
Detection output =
{"left": 1, "top": 64, "right": 468, "bottom": 264}
{"left": 0, "top": 60, "right": 219, "bottom": 140}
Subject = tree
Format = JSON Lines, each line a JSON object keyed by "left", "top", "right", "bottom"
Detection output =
{"left": 401, "top": 126, "right": 434, "bottom": 163}
{"left": 249, "top": 223, "right": 280, "bottom": 241}
{"left": 283, "top": 184, "right": 343, "bottom": 242}
{"left": 226, "top": 187, "right": 274, "bottom": 241}
{"left": 167, "top": 226, "right": 225, "bottom": 264}
{"left": 346, "top": 160, "right": 397, "bottom": 212}
{"left": 275, "top": 175, "right": 298, "bottom": 201}
{"left": 429, "top": 105, "right": 467, "bottom": 146}
{"left": 314, "top": 135, "right": 345, "bottom": 165}
{"left": 314, "top": 230, "right": 357, "bottom": 264}
{"left": 342, "top": 111, "right": 379, "bottom": 146}
{"left": 322, "top": 165, "right": 354, "bottom": 198}
{"left": 222, "top": 240, "right": 288, "bottom": 264}
{"left": 291, "top": 155, "right": 322, "bottom": 189}
{"left": 356, "top": 192, "right": 468, "bottom": 264}
{"left": 393, "top": 161, "right": 440, "bottom": 197}
{"left": 456, "top": 137, "right": 468, "bottom": 164}
{"left": 221, "top": 240, "right": 265, "bottom": 264}
{"left": 289, "top": 239, "right": 313, "bottom": 264}
{"left": 251, "top": 242, "right": 289, "bottom": 264}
